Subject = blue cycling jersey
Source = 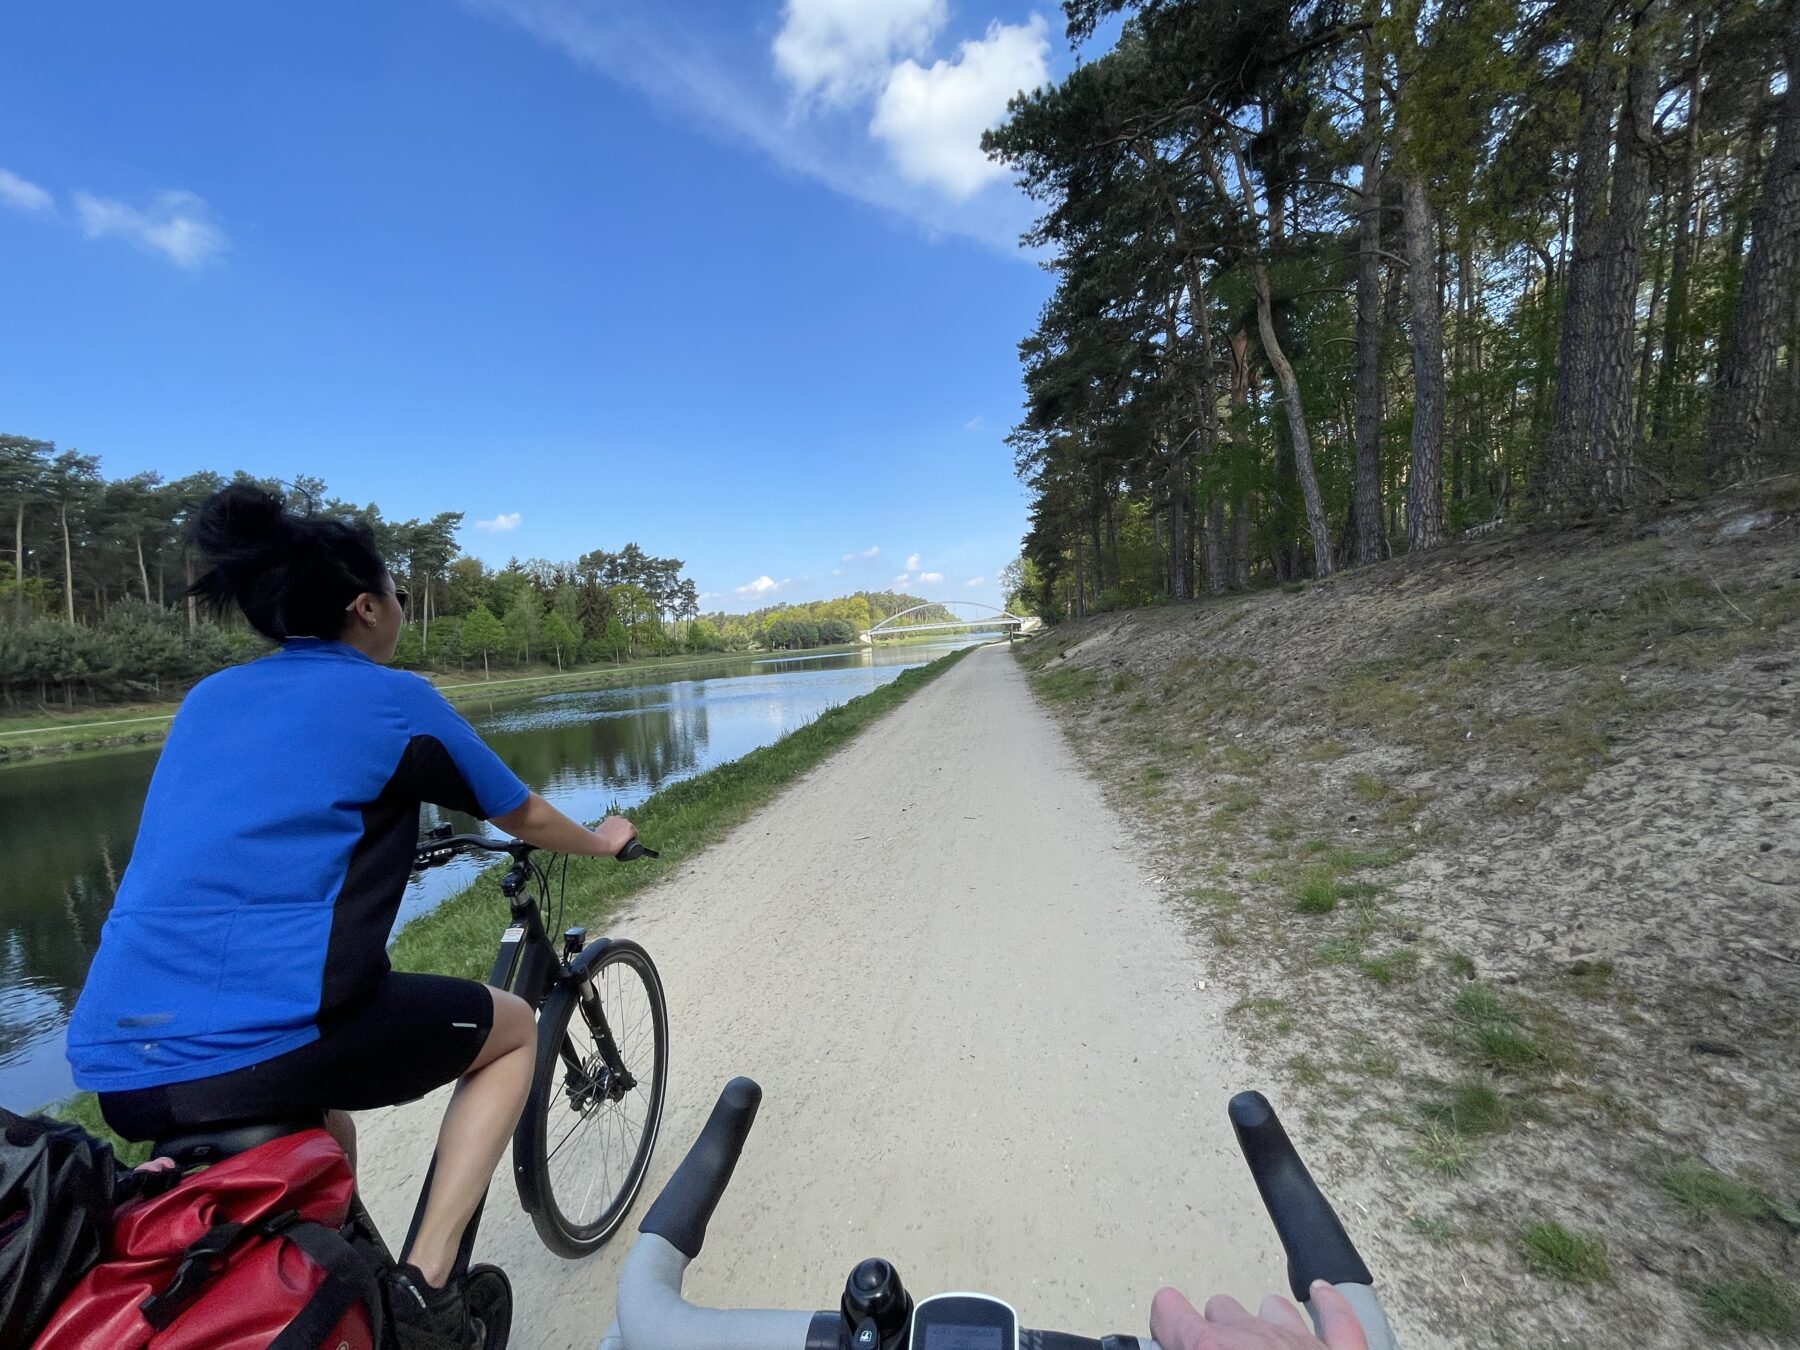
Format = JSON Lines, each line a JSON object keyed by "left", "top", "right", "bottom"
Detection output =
{"left": 67, "top": 639, "right": 530, "bottom": 1093}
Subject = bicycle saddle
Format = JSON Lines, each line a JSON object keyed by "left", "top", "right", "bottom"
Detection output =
{"left": 151, "top": 1116, "right": 325, "bottom": 1167}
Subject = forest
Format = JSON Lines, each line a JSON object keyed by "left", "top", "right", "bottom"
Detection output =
{"left": 987, "top": 0, "right": 1799, "bottom": 616}
{"left": 0, "top": 440, "right": 945, "bottom": 707}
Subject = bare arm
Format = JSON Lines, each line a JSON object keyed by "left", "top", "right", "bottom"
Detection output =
{"left": 490, "top": 792, "right": 637, "bottom": 858}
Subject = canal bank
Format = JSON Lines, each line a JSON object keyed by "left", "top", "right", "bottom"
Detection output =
{"left": 5, "top": 641, "right": 981, "bottom": 1118}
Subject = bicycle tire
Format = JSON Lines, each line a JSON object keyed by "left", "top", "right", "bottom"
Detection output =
{"left": 514, "top": 939, "right": 668, "bottom": 1257}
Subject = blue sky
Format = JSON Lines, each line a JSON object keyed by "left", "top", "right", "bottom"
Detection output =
{"left": 0, "top": 1, "right": 1075, "bottom": 613}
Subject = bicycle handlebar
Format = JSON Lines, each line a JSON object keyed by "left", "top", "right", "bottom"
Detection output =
{"left": 412, "top": 829, "right": 659, "bottom": 872}
{"left": 600, "top": 1079, "right": 1400, "bottom": 1350}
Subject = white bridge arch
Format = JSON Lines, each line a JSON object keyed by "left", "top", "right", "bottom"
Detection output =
{"left": 862, "top": 600, "right": 1035, "bottom": 642}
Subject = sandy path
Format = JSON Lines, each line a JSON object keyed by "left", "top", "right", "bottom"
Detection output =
{"left": 354, "top": 643, "right": 1285, "bottom": 1349}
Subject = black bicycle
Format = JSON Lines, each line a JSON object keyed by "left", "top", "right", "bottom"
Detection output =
{"left": 412, "top": 823, "right": 670, "bottom": 1258}
{"left": 147, "top": 828, "right": 669, "bottom": 1347}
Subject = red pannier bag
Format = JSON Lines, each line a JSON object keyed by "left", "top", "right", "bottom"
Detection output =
{"left": 31, "top": 1128, "right": 382, "bottom": 1350}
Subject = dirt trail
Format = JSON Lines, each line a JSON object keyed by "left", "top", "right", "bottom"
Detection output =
{"left": 353, "top": 643, "right": 1301, "bottom": 1350}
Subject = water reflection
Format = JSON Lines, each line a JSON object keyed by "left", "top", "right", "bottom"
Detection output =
{"left": 0, "top": 640, "right": 983, "bottom": 1108}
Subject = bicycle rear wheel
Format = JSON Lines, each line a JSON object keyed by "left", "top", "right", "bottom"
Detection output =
{"left": 514, "top": 939, "right": 668, "bottom": 1257}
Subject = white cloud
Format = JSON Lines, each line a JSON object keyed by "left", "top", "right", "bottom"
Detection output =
{"left": 841, "top": 545, "right": 881, "bottom": 562}
{"left": 871, "top": 16, "right": 1049, "bottom": 200}
{"left": 0, "top": 168, "right": 52, "bottom": 215}
{"left": 963, "top": 414, "right": 984, "bottom": 431}
{"left": 774, "top": 0, "right": 946, "bottom": 104}
{"left": 964, "top": 576, "right": 987, "bottom": 587}
{"left": 831, "top": 567, "right": 845, "bottom": 577}
{"left": 893, "top": 573, "right": 912, "bottom": 587}
{"left": 736, "top": 575, "right": 792, "bottom": 598}
{"left": 474, "top": 511, "right": 523, "bottom": 532}
{"left": 461, "top": 0, "right": 1041, "bottom": 252}
{"left": 905, "top": 553, "right": 922, "bottom": 570}
{"left": 73, "top": 189, "right": 227, "bottom": 269}
{"left": 919, "top": 571, "right": 944, "bottom": 584}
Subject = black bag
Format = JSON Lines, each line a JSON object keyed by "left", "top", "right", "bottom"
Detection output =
{"left": 0, "top": 1107, "right": 125, "bottom": 1347}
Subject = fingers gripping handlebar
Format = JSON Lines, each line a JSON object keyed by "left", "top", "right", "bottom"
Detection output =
{"left": 412, "top": 825, "right": 658, "bottom": 871}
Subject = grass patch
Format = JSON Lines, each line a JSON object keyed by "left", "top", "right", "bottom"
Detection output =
{"left": 1519, "top": 1221, "right": 1611, "bottom": 1285}
{"left": 1451, "top": 983, "right": 1550, "bottom": 1071}
{"left": 1034, "top": 665, "right": 1100, "bottom": 702}
{"left": 1349, "top": 772, "right": 1390, "bottom": 803}
{"left": 1285, "top": 1054, "right": 1326, "bottom": 1086}
{"left": 1410, "top": 1123, "right": 1474, "bottom": 1178}
{"left": 1296, "top": 738, "right": 1348, "bottom": 762}
{"left": 1326, "top": 845, "right": 1410, "bottom": 871}
{"left": 1408, "top": 1213, "right": 1458, "bottom": 1245}
{"left": 1700, "top": 1269, "right": 1796, "bottom": 1336}
{"left": 1359, "top": 947, "right": 1420, "bottom": 985}
{"left": 1422, "top": 1078, "right": 1513, "bottom": 1137}
{"left": 1659, "top": 1158, "right": 1773, "bottom": 1223}
{"left": 1445, "top": 952, "right": 1477, "bottom": 979}
{"left": 1208, "top": 784, "right": 1262, "bottom": 825}
{"left": 1230, "top": 996, "right": 1291, "bottom": 1020}
{"left": 1292, "top": 870, "right": 1339, "bottom": 914}
{"left": 393, "top": 647, "right": 973, "bottom": 980}
{"left": 1214, "top": 743, "right": 1272, "bottom": 773}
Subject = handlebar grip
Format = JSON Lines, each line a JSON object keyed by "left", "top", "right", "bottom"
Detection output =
{"left": 1229, "top": 1091, "right": 1373, "bottom": 1301}
{"left": 638, "top": 1077, "right": 762, "bottom": 1260}
{"left": 616, "top": 838, "right": 660, "bottom": 862}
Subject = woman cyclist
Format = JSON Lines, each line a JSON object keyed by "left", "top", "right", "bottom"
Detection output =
{"left": 66, "top": 483, "right": 634, "bottom": 1347}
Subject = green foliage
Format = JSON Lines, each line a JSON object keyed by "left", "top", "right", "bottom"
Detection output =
{"left": 1700, "top": 1270, "right": 1796, "bottom": 1335}
{"left": 1659, "top": 1159, "right": 1774, "bottom": 1223}
{"left": 460, "top": 603, "right": 506, "bottom": 675}
{"left": 1518, "top": 1222, "right": 1611, "bottom": 1286}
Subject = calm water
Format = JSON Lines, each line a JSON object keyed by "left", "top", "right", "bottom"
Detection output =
{"left": 0, "top": 640, "right": 984, "bottom": 1110}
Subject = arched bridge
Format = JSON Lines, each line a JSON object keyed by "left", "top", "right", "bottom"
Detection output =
{"left": 862, "top": 601, "right": 1038, "bottom": 643}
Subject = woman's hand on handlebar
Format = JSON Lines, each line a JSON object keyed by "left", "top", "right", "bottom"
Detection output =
{"left": 1150, "top": 1284, "right": 1368, "bottom": 1350}
{"left": 593, "top": 814, "right": 638, "bottom": 858}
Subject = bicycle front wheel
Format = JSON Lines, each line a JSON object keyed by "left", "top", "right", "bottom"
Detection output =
{"left": 513, "top": 939, "right": 668, "bottom": 1257}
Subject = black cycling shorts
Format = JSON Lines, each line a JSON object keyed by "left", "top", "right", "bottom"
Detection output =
{"left": 97, "top": 972, "right": 495, "bottom": 1142}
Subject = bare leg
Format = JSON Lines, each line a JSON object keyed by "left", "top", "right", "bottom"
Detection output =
{"left": 324, "top": 1109, "right": 357, "bottom": 1175}
{"left": 400, "top": 987, "right": 535, "bottom": 1288}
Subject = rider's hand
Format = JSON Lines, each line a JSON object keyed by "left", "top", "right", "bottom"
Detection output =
{"left": 1150, "top": 1283, "right": 1368, "bottom": 1350}
{"left": 593, "top": 815, "right": 638, "bottom": 858}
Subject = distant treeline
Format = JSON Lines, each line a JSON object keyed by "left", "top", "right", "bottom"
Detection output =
{"left": 0, "top": 440, "right": 957, "bottom": 707}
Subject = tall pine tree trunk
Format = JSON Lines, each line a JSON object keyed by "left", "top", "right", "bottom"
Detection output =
{"left": 1205, "top": 491, "right": 1226, "bottom": 595}
{"left": 12, "top": 501, "right": 23, "bottom": 621}
{"left": 1710, "top": 0, "right": 1800, "bottom": 479}
{"left": 136, "top": 533, "right": 152, "bottom": 604}
{"left": 59, "top": 500, "right": 74, "bottom": 623}
{"left": 1352, "top": 38, "right": 1386, "bottom": 566}
{"left": 1402, "top": 165, "right": 1446, "bottom": 549}
{"left": 1219, "top": 138, "right": 1334, "bottom": 576}
{"left": 1543, "top": 0, "right": 1620, "bottom": 510}
{"left": 1652, "top": 23, "right": 1705, "bottom": 445}
{"left": 1587, "top": 13, "right": 1654, "bottom": 507}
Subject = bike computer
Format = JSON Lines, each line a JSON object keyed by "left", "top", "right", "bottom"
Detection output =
{"left": 909, "top": 1294, "right": 1020, "bottom": 1350}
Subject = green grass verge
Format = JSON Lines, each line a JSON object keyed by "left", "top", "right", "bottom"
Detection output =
{"left": 47, "top": 644, "right": 973, "bottom": 1161}
{"left": 1700, "top": 1269, "right": 1796, "bottom": 1335}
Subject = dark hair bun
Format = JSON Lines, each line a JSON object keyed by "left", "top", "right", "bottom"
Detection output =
{"left": 186, "top": 484, "right": 387, "bottom": 642}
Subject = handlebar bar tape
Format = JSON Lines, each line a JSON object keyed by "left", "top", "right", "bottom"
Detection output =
{"left": 639, "top": 1077, "right": 763, "bottom": 1259}
{"left": 1228, "top": 1092, "right": 1374, "bottom": 1301}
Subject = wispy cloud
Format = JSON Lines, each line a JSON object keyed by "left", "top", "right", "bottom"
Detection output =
{"left": 919, "top": 570, "right": 944, "bottom": 584}
{"left": 841, "top": 545, "right": 881, "bottom": 562}
{"left": 73, "top": 190, "right": 227, "bottom": 269}
{"left": 964, "top": 575, "right": 986, "bottom": 587}
{"left": 963, "top": 414, "right": 984, "bottom": 431}
{"left": 905, "top": 552, "right": 921, "bottom": 570}
{"left": 831, "top": 566, "right": 845, "bottom": 576}
{"left": 736, "top": 574, "right": 792, "bottom": 598}
{"left": 474, "top": 511, "right": 523, "bottom": 532}
{"left": 461, "top": 0, "right": 1043, "bottom": 250}
{"left": 892, "top": 573, "right": 912, "bottom": 587}
{"left": 0, "top": 168, "right": 53, "bottom": 215}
